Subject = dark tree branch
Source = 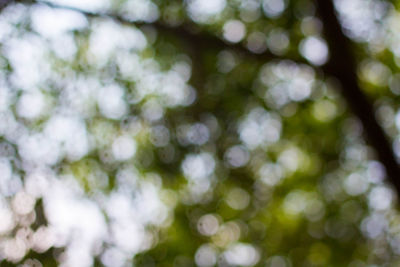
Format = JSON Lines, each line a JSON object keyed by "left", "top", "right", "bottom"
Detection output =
{"left": 316, "top": 0, "right": 400, "bottom": 195}
{"left": 0, "top": 0, "right": 14, "bottom": 11}
{"left": 21, "top": 0, "right": 309, "bottom": 64}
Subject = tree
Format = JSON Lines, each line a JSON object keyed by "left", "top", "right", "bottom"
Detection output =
{"left": 0, "top": 0, "right": 400, "bottom": 266}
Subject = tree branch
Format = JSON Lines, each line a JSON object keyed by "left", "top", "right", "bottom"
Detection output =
{"left": 21, "top": 0, "right": 309, "bottom": 65}
{"left": 0, "top": 0, "right": 14, "bottom": 11}
{"left": 316, "top": 0, "right": 400, "bottom": 195}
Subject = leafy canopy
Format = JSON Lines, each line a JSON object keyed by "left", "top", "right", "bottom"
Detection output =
{"left": 0, "top": 0, "right": 400, "bottom": 266}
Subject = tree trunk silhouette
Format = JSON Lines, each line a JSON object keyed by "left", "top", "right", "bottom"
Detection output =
{"left": 316, "top": 0, "right": 400, "bottom": 195}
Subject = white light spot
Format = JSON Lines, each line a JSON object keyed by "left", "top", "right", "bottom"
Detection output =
{"left": 101, "top": 247, "right": 128, "bottom": 267}
{"left": 368, "top": 186, "right": 393, "bottom": 210}
{"left": 197, "top": 214, "right": 219, "bottom": 236}
{"left": 44, "top": 115, "right": 89, "bottom": 161}
{"left": 299, "top": 36, "right": 329, "bottom": 66}
{"left": 366, "top": 161, "right": 385, "bottom": 184}
{"left": 160, "top": 71, "right": 188, "bottom": 107}
{"left": 224, "top": 243, "right": 260, "bottom": 266}
{"left": 0, "top": 206, "right": 14, "bottom": 234}
{"left": 187, "top": 0, "right": 226, "bottom": 23}
{"left": 223, "top": 20, "right": 246, "bottom": 43}
{"left": 0, "top": 87, "right": 12, "bottom": 112}
{"left": 258, "top": 163, "right": 283, "bottom": 186}
{"left": 262, "top": 0, "right": 286, "bottom": 18}
{"left": 6, "top": 35, "right": 50, "bottom": 90}
{"left": 120, "top": 0, "right": 159, "bottom": 23}
{"left": 195, "top": 244, "right": 218, "bottom": 267}
{"left": 89, "top": 21, "right": 147, "bottom": 66}
{"left": 361, "top": 213, "right": 387, "bottom": 238}
{"left": 17, "top": 91, "right": 45, "bottom": 119}
{"left": 43, "top": 179, "right": 107, "bottom": 255}
{"left": 186, "top": 123, "right": 210, "bottom": 145}
{"left": 18, "top": 133, "right": 60, "bottom": 165}
{"left": 239, "top": 108, "right": 282, "bottom": 149}
{"left": 288, "top": 77, "right": 312, "bottom": 101}
{"left": 112, "top": 135, "right": 137, "bottom": 161}
{"left": 344, "top": 173, "right": 369, "bottom": 196}
{"left": 24, "top": 171, "right": 50, "bottom": 198}
{"left": 224, "top": 145, "right": 250, "bottom": 168}
{"left": 0, "top": 158, "right": 12, "bottom": 181}
{"left": 111, "top": 220, "right": 145, "bottom": 253}
{"left": 283, "top": 190, "right": 308, "bottom": 215}
{"left": 182, "top": 153, "right": 215, "bottom": 180}
{"left": 4, "top": 237, "right": 27, "bottom": 262}
{"left": 278, "top": 147, "right": 302, "bottom": 173}
{"left": 97, "top": 85, "right": 127, "bottom": 120}
{"left": 141, "top": 99, "right": 164, "bottom": 122}
{"left": 31, "top": 6, "right": 87, "bottom": 38}
{"left": 12, "top": 191, "right": 35, "bottom": 215}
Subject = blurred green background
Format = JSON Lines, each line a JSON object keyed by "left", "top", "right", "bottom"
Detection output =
{"left": 0, "top": 0, "right": 400, "bottom": 266}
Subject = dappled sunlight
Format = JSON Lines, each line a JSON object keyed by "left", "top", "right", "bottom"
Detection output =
{"left": 259, "top": 61, "right": 315, "bottom": 108}
{"left": 299, "top": 36, "right": 329, "bottom": 66}
{"left": 262, "top": 0, "right": 286, "bottom": 18}
{"left": 118, "top": 0, "right": 159, "bottom": 23}
{"left": 194, "top": 243, "right": 218, "bottom": 267}
{"left": 31, "top": 5, "right": 87, "bottom": 38}
{"left": 222, "top": 20, "right": 246, "bottom": 44}
{"left": 1, "top": 0, "right": 400, "bottom": 266}
{"left": 187, "top": 0, "right": 226, "bottom": 24}
{"left": 239, "top": 107, "right": 282, "bottom": 149}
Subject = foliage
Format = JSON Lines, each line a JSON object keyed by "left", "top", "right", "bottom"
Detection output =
{"left": 0, "top": 0, "right": 400, "bottom": 266}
